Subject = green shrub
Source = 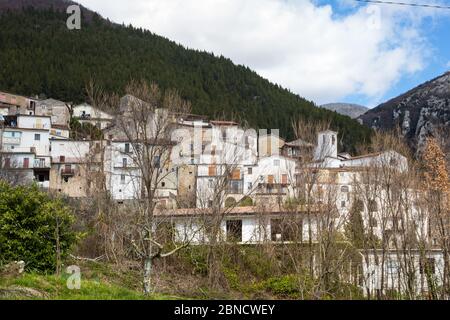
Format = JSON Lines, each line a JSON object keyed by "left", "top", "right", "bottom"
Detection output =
{"left": 239, "top": 197, "right": 253, "bottom": 207}
{"left": 264, "top": 275, "right": 299, "bottom": 296}
{"left": 0, "top": 181, "right": 78, "bottom": 272}
{"left": 225, "top": 197, "right": 237, "bottom": 208}
{"left": 222, "top": 267, "right": 240, "bottom": 290}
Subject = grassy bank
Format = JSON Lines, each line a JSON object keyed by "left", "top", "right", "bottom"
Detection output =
{"left": 0, "top": 260, "right": 182, "bottom": 300}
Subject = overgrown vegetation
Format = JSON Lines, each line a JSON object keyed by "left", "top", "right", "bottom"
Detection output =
{"left": 0, "top": 182, "right": 78, "bottom": 272}
{"left": 0, "top": 260, "right": 180, "bottom": 300}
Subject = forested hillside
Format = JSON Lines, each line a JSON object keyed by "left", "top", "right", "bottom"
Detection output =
{"left": 0, "top": 3, "right": 372, "bottom": 150}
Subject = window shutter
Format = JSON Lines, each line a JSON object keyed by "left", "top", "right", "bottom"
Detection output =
{"left": 231, "top": 169, "right": 241, "bottom": 180}
{"left": 208, "top": 165, "right": 216, "bottom": 176}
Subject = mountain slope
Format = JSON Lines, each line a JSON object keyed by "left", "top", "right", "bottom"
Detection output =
{"left": 0, "top": 0, "right": 372, "bottom": 150}
{"left": 359, "top": 71, "right": 450, "bottom": 150}
{"left": 321, "top": 103, "right": 369, "bottom": 119}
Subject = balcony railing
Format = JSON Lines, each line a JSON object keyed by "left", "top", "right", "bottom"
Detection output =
{"left": 257, "top": 183, "right": 288, "bottom": 195}
{"left": 226, "top": 180, "right": 244, "bottom": 194}
{"left": 61, "top": 168, "right": 75, "bottom": 176}
{"left": 37, "top": 181, "right": 50, "bottom": 189}
{"left": 34, "top": 160, "right": 50, "bottom": 168}
{"left": 2, "top": 137, "right": 21, "bottom": 144}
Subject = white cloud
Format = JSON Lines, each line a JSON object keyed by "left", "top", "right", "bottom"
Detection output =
{"left": 77, "top": 0, "right": 444, "bottom": 105}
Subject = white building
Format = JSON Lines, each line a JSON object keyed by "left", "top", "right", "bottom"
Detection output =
{"left": 73, "top": 103, "right": 114, "bottom": 130}
{"left": 244, "top": 155, "right": 297, "bottom": 204}
{"left": 361, "top": 249, "right": 445, "bottom": 297}
{"left": 160, "top": 205, "right": 319, "bottom": 245}
{"left": 0, "top": 115, "right": 52, "bottom": 187}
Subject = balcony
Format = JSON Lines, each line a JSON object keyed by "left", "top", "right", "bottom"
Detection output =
{"left": 257, "top": 183, "right": 288, "bottom": 195}
{"left": 61, "top": 168, "right": 75, "bottom": 176}
{"left": 37, "top": 181, "right": 50, "bottom": 189}
{"left": 2, "top": 136, "right": 21, "bottom": 144}
{"left": 226, "top": 180, "right": 244, "bottom": 194}
{"left": 34, "top": 159, "right": 50, "bottom": 168}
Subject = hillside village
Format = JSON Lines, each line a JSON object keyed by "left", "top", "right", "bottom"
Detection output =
{"left": 0, "top": 88, "right": 448, "bottom": 299}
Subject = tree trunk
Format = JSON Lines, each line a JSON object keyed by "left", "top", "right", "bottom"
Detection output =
{"left": 55, "top": 219, "right": 61, "bottom": 276}
{"left": 143, "top": 257, "right": 153, "bottom": 295}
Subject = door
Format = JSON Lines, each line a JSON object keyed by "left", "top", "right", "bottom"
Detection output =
{"left": 23, "top": 158, "right": 29, "bottom": 168}
{"left": 268, "top": 175, "right": 274, "bottom": 184}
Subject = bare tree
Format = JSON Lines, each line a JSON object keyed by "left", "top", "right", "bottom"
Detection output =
{"left": 109, "top": 80, "right": 198, "bottom": 295}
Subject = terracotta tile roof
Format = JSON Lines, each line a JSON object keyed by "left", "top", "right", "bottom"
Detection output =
{"left": 210, "top": 120, "right": 239, "bottom": 126}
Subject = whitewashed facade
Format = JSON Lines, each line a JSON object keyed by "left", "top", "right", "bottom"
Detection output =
{"left": 73, "top": 104, "right": 114, "bottom": 129}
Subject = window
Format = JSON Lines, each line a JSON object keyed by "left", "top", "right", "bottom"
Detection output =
{"left": 60, "top": 156, "right": 65, "bottom": 163}
{"left": 153, "top": 156, "right": 161, "bottom": 168}
{"left": 281, "top": 174, "right": 288, "bottom": 184}
{"left": 208, "top": 179, "right": 214, "bottom": 188}
{"left": 122, "top": 158, "right": 127, "bottom": 168}
{"left": 332, "top": 135, "right": 336, "bottom": 145}
{"left": 341, "top": 201, "right": 346, "bottom": 208}
{"left": 274, "top": 159, "right": 280, "bottom": 166}
{"left": 226, "top": 220, "right": 242, "bottom": 242}
{"left": 120, "top": 174, "right": 126, "bottom": 184}
{"left": 208, "top": 200, "right": 213, "bottom": 208}
{"left": 271, "top": 219, "right": 283, "bottom": 242}
{"left": 222, "top": 130, "right": 227, "bottom": 141}
{"left": 341, "top": 185, "right": 349, "bottom": 192}
{"left": 271, "top": 218, "right": 302, "bottom": 242}
{"left": 369, "top": 217, "right": 378, "bottom": 228}
{"left": 420, "top": 258, "right": 436, "bottom": 275}
{"left": 387, "top": 260, "right": 399, "bottom": 275}
{"left": 248, "top": 167, "right": 252, "bottom": 175}
{"left": 229, "top": 181, "right": 242, "bottom": 194}
{"left": 248, "top": 182, "right": 253, "bottom": 190}
{"left": 124, "top": 143, "right": 130, "bottom": 153}
{"left": 161, "top": 182, "right": 166, "bottom": 187}
{"left": 368, "top": 199, "right": 378, "bottom": 212}
{"left": 268, "top": 175, "right": 274, "bottom": 184}
{"left": 389, "top": 158, "right": 398, "bottom": 167}
{"left": 4, "top": 158, "right": 11, "bottom": 168}
{"left": 34, "top": 134, "right": 41, "bottom": 141}
{"left": 23, "top": 158, "right": 29, "bottom": 168}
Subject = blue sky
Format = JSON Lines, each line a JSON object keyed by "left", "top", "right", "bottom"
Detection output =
{"left": 319, "top": 0, "right": 450, "bottom": 106}
{"left": 80, "top": 0, "right": 450, "bottom": 108}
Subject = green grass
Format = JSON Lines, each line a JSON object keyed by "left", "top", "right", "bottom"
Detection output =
{"left": 0, "top": 260, "right": 185, "bottom": 300}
